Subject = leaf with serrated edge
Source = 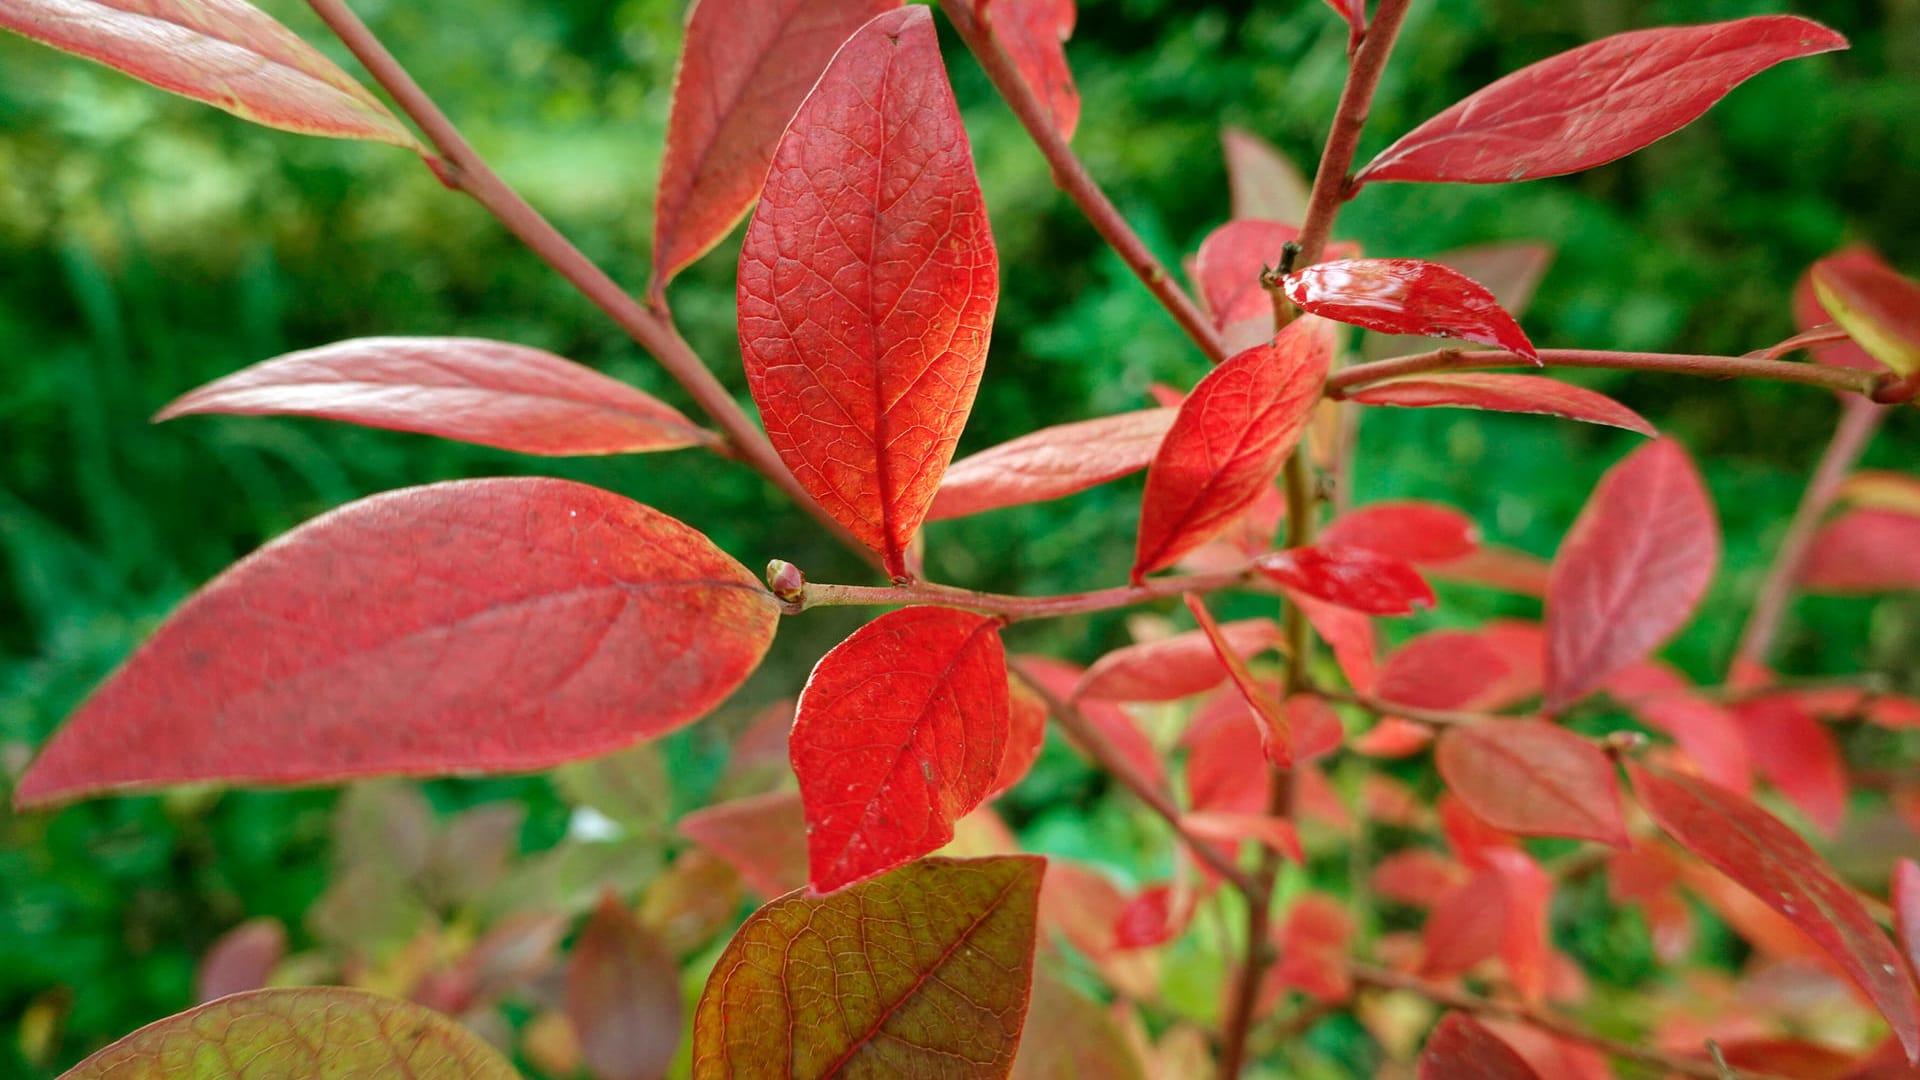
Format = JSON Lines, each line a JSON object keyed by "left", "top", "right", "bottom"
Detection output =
{"left": 1347, "top": 374, "right": 1653, "bottom": 436}
{"left": 691, "top": 855, "right": 1044, "bottom": 1078}
{"left": 17, "top": 478, "right": 778, "bottom": 808}
{"left": 738, "top": 6, "right": 997, "bottom": 580}
{"left": 158, "top": 337, "right": 712, "bottom": 456}
{"left": 930, "top": 408, "right": 1175, "bottom": 520}
{"left": 1436, "top": 721, "right": 1628, "bottom": 847}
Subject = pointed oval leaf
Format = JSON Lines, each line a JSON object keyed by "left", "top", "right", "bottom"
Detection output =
{"left": 1222, "top": 127, "right": 1310, "bottom": 224}
{"left": 1361, "top": 243, "right": 1556, "bottom": 361}
{"left": 652, "top": 0, "right": 899, "bottom": 284}
{"left": 953, "top": 0, "right": 1078, "bottom": 139}
{"left": 1195, "top": 219, "right": 1299, "bottom": 331}
{"left": 1285, "top": 259, "right": 1536, "bottom": 360}
{"left": 1435, "top": 720, "right": 1629, "bottom": 847}
{"left": 1628, "top": 761, "right": 1920, "bottom": 1058}
{"left": 1347, "top": 373, "right": 1654, "bottom": 436}
{"left": 1135, "top": 318, "right": 1335, "bottom": 580}
{"left": 58, "top": 987, "right": 517, "bottom": 1079}
{"left": 157, "top": 337, "right": 713, "bottom": 456}
{"left": 1812, "top": 251, "right": 1920, "bottom": 376}
{"left": 1074, "top": 618, "right": 1283, "bottom": 703}
{"left": 792, "top": 606, "right": 1009, "bottom": 893}
{"left": 1429, "top": 545, "right": 1552, "bottom": 597}
{"left": 739, "top": 6, "right": 997, "bottom": 580}
{"left": 1375, "top": 630, "right": 1511, "bottom": 712}
{"left": 1545, "top": 438, "right": 1719, "bottom": 711}
{"left": 1291, "top": 591, "right": 1377, "bottom": 692}
{"left": 677, "top": 790, "right": 809, "bottom": 899}
{"left": 1798, "top": 246, "right": 1899, "bottom": 372}
{"left": 1018, "top": 655, "right": 1166, "bottom": 791}
{"left": 1418, "top": 1013, "right": 1544, "bottom": 1080}
{"left": 1186, "top": 594, "right": 1290, "bottom": 765}
{"left": 1802, "top": 509, "right": 1920, "bottom": 594}
{"left": 1321, "top": 501, "right": 1480, "bottom": 564}
{"left": 1, "top": 0, "right": 419, "bottom": 147}
{"left": 989, "top": 676, "right": 1049, "bottom": 798}
{"left": 1254, "top": 544, "right": 1435, "bottom": 616}
{"left": 1357, "top": 16, "right": 1848, "bottom": 186}
{"left": 569, "top": 893, "right": 683, "bottom": 1080}
{"left": 194, "top": 917, "right": 286, "bottom": 1004}
{"left": 691, "top": 855, "right": 1044, "bottom": 1078}
{"left": 1735, "top": 696, "right": 1850, "bottom": 836}
{"left": 17, "top": 478, "right": 778, "bottom": 807}
{"left": 929, "top": 408, "right": 1176, "bottom": 520}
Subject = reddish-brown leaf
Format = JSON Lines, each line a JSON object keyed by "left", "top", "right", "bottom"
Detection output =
{"left": 1269, "top": 893, "right": 1355, "bottom": 1004}
{"left": 156, "top": 337, "right": 712, "bottom": 456}
{"left": 738, "top": 6, "right": 997, "bottom": 580}
{"left": 990, "top": 676, "right": 1049, "bottom": 798}
{"left": 1285, "top": 259, "right": 1536, "bottom": 360}
{"left": 1813, "top": 250, "right": 1920, "bottom": 376}
{"left": 652, "top": 0, "right": 899, "bottom": 284}
{"left": 1134, "top": 318, "right": 1335, "bottom": 580}
{"left": 1544, "top": 438, "right": 1720, "bottom": 711}
{"left": 1347, "top": 373, "right": 1654, "bottom": 435}
{"left": 0, "top": 0, "right": 419, "bottom": 147}
{"left": 1798, "top": 247, "right": 1900, "bottom": 372}
{"left": 1321, "top": 501, "right": 1479, "bottom": 564}
{"left": 1802, "top": 510, "right": 1920, "bottom": 593}
{"left": 929, "top": 408, "right": 1176, "bottom": 520}
{"left": 1735, "top": 696, "right": 1850, "bottom": 836}
{"left": 16, "top": 479, "right": 777, "bottom": 808}
{"left": 1435, "top": 720, "right": 1629, "bottom": 847}
{"left": 569, "top": 893, "right": 682, "bottom": 1080}
{"left": 195, "top": 917, "right": 285, "bottom": 1003}
{"left": 1185, "top": 594, "right": 1290, "bottom": 765}
{"left": 791, "top": 606, "right": 1009, "bottom": 893}
{"left": 955, "top": 0, "right": 1079, "bottom": 139}
{"left": 1375, "top": 630, "right": 1511, "bottom": 711}
{"left": 676, "top": 790, "right": 809, "bottom": 899}
{"left": 690, "top": 855, "right": 1043, "bottom": 1077}
{"left": 1254, "top": 544, "right": 1435, "bottom": 615}
{"left": 1628, "top": 761, "right": 1920, "bottom": 1058}
{"left": 1074, "top": 618, "right": 1283, "bottom": 703}
{"left": 1357, "top": 16, "right": 1847, "bottom": 187}
{"left": 1222, "top": 127, "right": 1310, "bottom": 224}
{"left": 1418, "top": 1013, "right": 1544, "bottom": 1080}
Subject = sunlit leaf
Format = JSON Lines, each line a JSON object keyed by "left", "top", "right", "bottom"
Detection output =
{"left": 929, "top": 409, "right": 1175, "bottom": 521}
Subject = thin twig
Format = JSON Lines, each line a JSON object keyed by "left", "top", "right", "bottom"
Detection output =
{"left": 1327, "top": 346, "right": 1895, "bottom": 401}
{"left": 775, "top": 562, "right": 1262, "bottom": 620}
{"left": 1291, "top": 0, "right": 1415, "bottom": 269}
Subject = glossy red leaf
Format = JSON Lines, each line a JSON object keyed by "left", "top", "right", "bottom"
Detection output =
{"left": 1292, "top": 591, "right": 1377, "bottom": 692}
{"left": 1813, "top": 250, "right": 1920, "bottom": 376}
{"left": 1799, "top": 247, "right": 1900, "bottom": 372}
{"left": 738, "top": 6, "right": 997, "bottom": 580}
{"left": 1135, "top": 318, "right": 1335, "bottom": 580}
{"left": 1270, "top": 893, "right": 1354, "bottom": 1004}
{"left": 1357, "top": 16, "right": 1848, "bottom": 187}
{"left": 1286, "top": 258, "right": 1536, "bottom": 359}
{"left": 691, "top": 855, "right": 1043, "bottom": 1077}
{"left": 1544, "top": 438, "right": 1720, "bottom": 712}
{"left": 0, "top": 0, "right": 419, "bottom": 147}
{"left": 195, "top": 917, "right": 285, "bottom": 1004}
{"left": 157, "top": 337, "right": 712, "bottom": 456}
{"left": 652, "top": 0, "right": 899, "bottom": 285}
{"left": 929, "top": 408, "right": 1176, "bottom": 520}
{"left": 569, "top": 893, "right": 682, "bottom": 1080}
{"left": 16, "top": 479, "right": 777, "bottom": 808}
{"left": 1896, "top": 859, "right": 1920, "bottom": 985}
{"left": 1360, "top": 243, "right": 1556, "bottom": 362}
{"left": 1628, "top": 761, "right": 1920, "bottom": 1058}
{"left": 955, "top": 0, "right": 1079, "bottom": 139}
{"left": 1073, "top": 619, "right": 1283, "bottom": 703}
{"left": 1254, "top": 544, "right": 1435, "bottom": 615}
{"left": 1435, "top": 720, "right": 1629, "bottom": 847}
{"left": 1019, "top": 655, "right": 1166, "bottom": 791}
{"left": 676, "top": 790, "right": 809, "bottom": 899}
{"left": 1186, "top": 594, "right": 1290, "bottom": 765}
{"left": 1419, "top": 1013, "right": 1544, "bottom": 1080}
{"left": 1222, "top": 127, "right": 1310, "bottom": 224}
{"left": 1348, "top": 373, "right": 1654, "bottom": 435}
{"left": 1735, "top": 696, "right": 1849, "bottom": 836}
{"left": 792, "top": 607, "right": 1008, "bottom": 893}
{"left": 1802, "top": 510, "right": 1920, "bottom": 593}
{"left": 1321, "top": 501, "right": 1479, "bottom": 564}
{"left": 1375, "top": 630, "right": 1511, "bottom": 711}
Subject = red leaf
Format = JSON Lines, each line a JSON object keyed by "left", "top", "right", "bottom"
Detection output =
{"left": 0, "top": 0, "right": 419, "bottom": 147}
{"left": 1357, "top": 16, "right": 1847, "bottom": 186}
{"left": 1113, "top": 883, "right": 1185, "bottom": 949}
{"left": 1470, "top": 620, "right": 1547, "bottom": 710}
{"left": 1375, "top": 630, "right": 1511, "bottom": 711}
{"left": 1183, "top": 812, "right": 1304, "bottom": 863}
{"left": 691, "top": 855, "right": 1043, "bottom": 1077}
{"left": 1291, "top": 591, "right": 1377, "bottom": 692}
{"left": 651, "top": 0, "right": 899, "bottom": 284}
{"left": 791, "top": 606, "right": 1009, "bottom": 893}
{"left": 156, "top": 337, "right": 713, "bottom": 456}
{"left": 1285, "top": 259, "right": 1536, "bottom": 360}
{"left": 1194, "top": 219, "right": 1298, "bottom": 332}
{"left": 569, "top": 893, "right": 682, "bottom": 1080}
{"left": 1544, "top": 438, "right": 1720, "bottom": 711}
{"left": 1270, "top": 893, "right": 1355, "bottom": 1004}
{"left": 1373, "top": 849, "right": 1467, "bottom": 908}
{"left": 1421, "top": 869, "right": 1506, "bottom": 977}
{"left": 1802, "top": 510, "right": 1920, "bottom": 593}
{"left": 738, "top": 6, "right": 997, "bottom": 580}
{"left": 1627, "top": 761, "right": 1920, "bottom": 1058}
{"left": 1134, "top": 318, "right": 1335, "bottom": 580}
{"left": 1186, "top": 594, "right": 1290, "bottom": 765}
{"left": 1896, "top": 859, "right": 1920, "bottom": 984}
{"left": 1074, "top": 619, "right": 1283, "bottom": 703}
{"left": 1360, "top": 243, "right": 1557, "bottom": 362}
{"left": 1419, "top": 1013, "right": 1545, "bottom": 1080}
{"left": 929, "top": 408, "right": 1176, "bottom": 520}
{"left": 1441, "top": 793, "right": 1521, "bottom": 867}
{"left": 989, "top": 676, "right": 1049, "bottom": 798}
{"left": 1735, "top": 696, "right": 1850, "bottom": 836}
{"left": 1611, "top": 665, "right": 1752, "bottom": 794}
{"left": 1183, "top": 690, "right": 1268, "bottom": 815}
{"left": 1321, "top": 501, "right": 1480, "bottom": 564}
{"left": 1428, "top": 545, "right": 1552, "bottom": 597}
{"left": 1037, "top": 861, "right": 1160, "bottom": 999}
{"left": 1435, "top": 720, "right": 1629, "bottom": 847}
{"left": 1479, "top": 1021, "right": 1611, "bottom": 1080}
{"left": 1255, "top": 544, "right": 1435, "bottom": 615}
{"left": 1353, "top": 716, "right": 1433, "bottom": 759}
{"left": 959, "top": 0, "right": 1079, "bottom": 139}
{"left": 1488, "top": 849, "right": 1554, "bottom": 1004}
{"left": 676, "top": 790, "right": 809, "bottom": 899}
{"left": 1798, "top": 247, "right": 1899, "bottom": 372}
{"left": 1019, "top": 655, "right": 1166, "bottom": 791}
{"left": 1348, "top": 373, "right": 1654, "bottom": 435}
{"left": 1321, "top": 0, "right": 1365, "bottom": 48}
{"left": 16, "top": 479, "right": 777, "bottom": 808}
{"left": 195, "top": 917, "right": 285, "bottom": 1004}
{"left": 1222, "top": 127, "right": 1310, "bottom": 224}
{"left": 1813, "top": 249, "right": 1920, "bottom": 376}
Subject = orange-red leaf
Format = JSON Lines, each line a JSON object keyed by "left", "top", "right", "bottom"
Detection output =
{"left": 1269, "top": 893, "right": 1354, "bottom": 1004}
{"left": 1418, "top": 1013, "right": 1544, "bottom": 1080}
{"left": 1735, "top": 695, "right": 1850, "bottom": 836}
{"left": 1375, "top": 630, "right": 1511, "bottom": 711}
{"left": 1802, "top": 510, "right": 1920, "bottom": 593}
{"left": 1291, "top": 591, "right": 1377, "bottom": 692}
{"left": 1628, "top": 761, "right": 1920, "bottom": 1058}
{"left": 955, "top": 0, "right": 1078, "bottom": 139}
{"left": 1361, "top": 243, "right": 1556, "bottom": 361}
{"left": 1545, "top": 438, "right": 1719, "bottom": 711}
{"left": 1254, "top": 544, "right": 1435, "bottom": 615}
{"left": 676, "top": 790, "right": 809, "bottom": 898}
{"left": 569, "top": 893, "right": 682, "bottom": 1080}
{"left": 17, "top": 479, "right": 778, "bottom": 808}
{"left": 1435, "top": 720, "right": 1629, "bottom": 847}
{"left": 930, "top": 408, "right": 1176, "bottom": 520}
{"left": 1286, "top": 259, "right": 1536, "bottom": 359}
{"left": 1321, "top": 501, "right": 1480, "bottom": 564}
{"left": 792, "top": 606, "right": 1009, "bottom": 893}
{"left": 989, "top": 676, "right": 1049, "bottom": 798}
{"left": 1134, "top": 318, "right": 1335, "bottom": 580}
{"left": 157, "top": 337, "right": 712, "bottom": 456}
{"left": 0, "top": 0, "right": 419, "bottom": 147}
{"left": 691, "top": 855, "right": 1044, "bottom": 1077}
{"left": 1185, "top": 593, "right": 1290, "bottom": 766}
{"left": 1347, "top": 373, "right": 1654, "bottom": 435}
{"left": 1019, "top": 655, "right": 1165, "bottom": 791}
{"left": 1075, "top": 618, "right": 1283, "bottom": 703}
{"left": 738, "top": 6, "right": 997, "bottom": 580}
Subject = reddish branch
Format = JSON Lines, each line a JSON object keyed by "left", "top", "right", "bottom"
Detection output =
{"left": 301, "top": 0, "right": 881, "bottom": 571}
{"left": 1328, "top": 345, "right": 1895, "bottom": 401}
{"left": 778, "top": 563, "right": 1262, "bottom": 620}
{"left": 1292, "top": 0, "right": 1415, "bottom": 269}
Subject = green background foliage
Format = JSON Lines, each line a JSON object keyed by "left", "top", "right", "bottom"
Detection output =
{"left": 1, "top": 0, "right": 1916, "bottom": 1074}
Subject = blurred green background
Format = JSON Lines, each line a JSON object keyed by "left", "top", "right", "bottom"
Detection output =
{"left": 2, "top": 0, "right": 1917, "bottom": 1074}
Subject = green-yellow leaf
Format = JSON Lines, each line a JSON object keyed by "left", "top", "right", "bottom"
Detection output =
{"left": 1812, "top": 250, "right": 1920, "bottom": 376}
